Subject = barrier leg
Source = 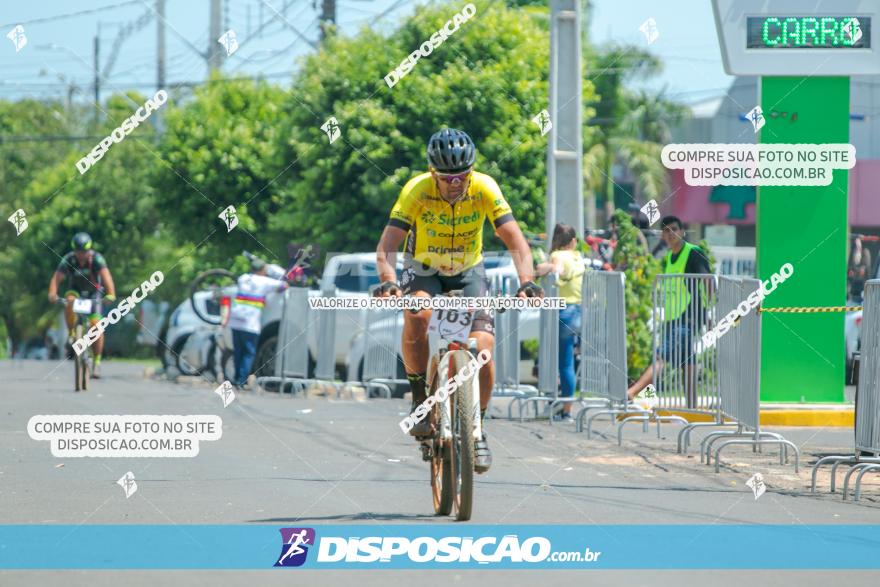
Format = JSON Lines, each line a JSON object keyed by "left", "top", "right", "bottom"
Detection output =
{"left": 654, "top": 415, "right": 689, "bottom": 438}
{"left": 575, "top": 401, "right": 611, "bottom": 433}
{"left": 853, "top": 464, "right": 880, "bottom": 502}
{"left": 714, "top": 438, "right": 800, "bottom": 473}
{"left": 585, "top": 409, "right": 623, "bottom": 439}
{"left": 843, "top": 463, "right": 877, "bottom": 501}
{"left": 810, "top": 455, "right": 855, "bottom": 493}
{"left": 678, "top": 421, "right": 737, "bottom": 454}
{"left": 701, "top": 428, "right": 744, "bottom": 464}
{"left": 617, "top": 413, "right": 651, "bottom": 445}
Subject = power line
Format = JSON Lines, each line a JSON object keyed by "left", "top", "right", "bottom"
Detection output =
{"left": 0, "top": 0, "right": 143, "bottom": 28}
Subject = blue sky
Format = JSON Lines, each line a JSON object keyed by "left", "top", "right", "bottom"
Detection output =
{"left": 0, "top": 1, "right": 734, "bottom": 104}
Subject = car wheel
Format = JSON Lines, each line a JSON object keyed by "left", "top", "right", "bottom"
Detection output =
{"left": 254, "top": 335, "right": 316, "bottom": 379}
{"left": 174, "top": 333, "right": 200, "bottom": 376}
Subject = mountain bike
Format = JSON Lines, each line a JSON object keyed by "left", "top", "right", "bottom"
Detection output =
{"left": 57, "top": 296, "right": 102, "bottom": 392}
{"left": 415, "top": 292, "right": 484, "bottom": 522}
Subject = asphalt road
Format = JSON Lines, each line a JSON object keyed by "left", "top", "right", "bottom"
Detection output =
{"left": 2, "top": 359, "right": 879, "bottom": 586}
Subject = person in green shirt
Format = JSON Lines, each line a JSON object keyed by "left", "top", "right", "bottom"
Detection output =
{"left": 536, "top": 223, "right": 586, "bottom": 420}
{"left": 626, "top": 216, "right": 711, "bottom": 408}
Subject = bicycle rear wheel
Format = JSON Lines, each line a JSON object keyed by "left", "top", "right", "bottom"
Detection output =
{"left": 428, "top": 356, "right": 453, "bottom": 516}
{"left": 450, "top": 350, "right": 475, "bottom": 521}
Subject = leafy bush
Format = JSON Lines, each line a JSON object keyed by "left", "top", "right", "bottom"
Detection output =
{"left": 610, "top": 209, "right": 660, "bottom": 379}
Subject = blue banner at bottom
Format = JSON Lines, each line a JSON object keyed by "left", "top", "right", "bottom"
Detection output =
{"left": 0, "top": 525, "right": 878, "bottom": 569}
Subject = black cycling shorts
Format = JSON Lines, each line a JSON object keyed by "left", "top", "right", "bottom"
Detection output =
{"left": 400, "top": 261, "right": 494, "bottom": 335}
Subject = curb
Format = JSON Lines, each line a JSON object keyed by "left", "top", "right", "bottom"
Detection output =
{"left": 653, "top": 409, "right": 854, "bottom": 427}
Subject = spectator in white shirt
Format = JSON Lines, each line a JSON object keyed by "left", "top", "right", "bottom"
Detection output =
{"left": 228, "top": 257, "right": 288, "bottom": 388}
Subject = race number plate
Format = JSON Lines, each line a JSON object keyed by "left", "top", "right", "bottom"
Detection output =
{"left": 428, "top": 308, "right": 474, "bottom": 342}
{"left": 72, "top": 298, "right": 92, "bottom": 315}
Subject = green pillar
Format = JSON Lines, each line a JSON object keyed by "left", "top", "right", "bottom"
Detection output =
{"left": 758, "top": 76, "right": 848, "bottom": 403}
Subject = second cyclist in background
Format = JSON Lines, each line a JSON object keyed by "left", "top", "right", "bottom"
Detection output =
{"left": 47, "top": 232, "right": 117, "bottom": 378}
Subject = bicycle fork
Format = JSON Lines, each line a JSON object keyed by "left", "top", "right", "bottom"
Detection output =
{"left": 437, "top": 347, "right": 482, "bottom": 442}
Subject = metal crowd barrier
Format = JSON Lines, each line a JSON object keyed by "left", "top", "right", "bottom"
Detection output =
{"left": 359, "top": 307, "right": 400, "bottom": 399}
{"left": 512, "top": 273, "right": 561, "bottom": 420}
{"left": 700, "top": 276, "right": 799, "bottom": 472}
{"left": 812, "top": 279, "right": 880, "bottom": 500}
{"left": 256, "top": 287, "right": 311, "bottom": 394}
{"left": 574, "top": 271, "right": 636, "bottom": 437}
{"left": 487, "top": 274, "right": 540, "bottom": 418}
{"left": 614, "top": 274, "right": 714, "bottom": 443}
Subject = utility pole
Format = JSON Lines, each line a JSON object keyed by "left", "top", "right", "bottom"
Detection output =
{"left": 93, "top": 23, "right": 100, "bottom": 121}
{"left": 582, "top": 0, "right": 595, "bottom": 229}
{"left": 157, "top": 0, "right": 166, "bottom": 91}
{"left": 320, "top": 0, "right": 335, "bottom": 41}
{"left": 156, "top": 0, "right": 166, "bottom": 135}
{"left": 209, "top": 0, "right": 222, "bottom": 72}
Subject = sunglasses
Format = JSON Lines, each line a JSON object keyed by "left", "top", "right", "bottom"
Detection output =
{"left": 433, "top": 170, "right": 472, "bottom": 185}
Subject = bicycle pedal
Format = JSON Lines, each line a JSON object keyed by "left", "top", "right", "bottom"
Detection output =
{"left": 419, "top": 443, "right": 433, "bottom": 461}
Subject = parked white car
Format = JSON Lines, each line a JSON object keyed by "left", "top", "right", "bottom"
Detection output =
{"left": 164, "top": 291, "right": 223, "bottom": 376}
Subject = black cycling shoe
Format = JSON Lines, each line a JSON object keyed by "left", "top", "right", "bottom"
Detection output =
{"left": 474, "top": 432, "right": 492, "bottom": 474}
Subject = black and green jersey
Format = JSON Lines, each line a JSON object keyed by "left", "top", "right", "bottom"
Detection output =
{"left": 56, "top": 251, "right": 107, "bottom": 295}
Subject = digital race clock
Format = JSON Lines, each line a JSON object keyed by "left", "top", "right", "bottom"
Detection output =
{"left": 712, "top": 0, "right": 879, "bottom": 75}
{"left": 746, "top": 16, "right": 871, "bottom": 49}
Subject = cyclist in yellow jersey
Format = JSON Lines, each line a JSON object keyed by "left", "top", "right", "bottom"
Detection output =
{"left": 375, "top": 128, "right": 543, "bottom": 474}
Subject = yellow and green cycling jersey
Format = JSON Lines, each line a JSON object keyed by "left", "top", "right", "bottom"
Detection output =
{"left": 388, "top": 171, "right": 514, "bottom": 275}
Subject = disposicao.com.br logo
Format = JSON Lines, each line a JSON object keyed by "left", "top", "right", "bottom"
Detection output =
{"left": 273, "top": 530, "right": 601, "bottom": 567}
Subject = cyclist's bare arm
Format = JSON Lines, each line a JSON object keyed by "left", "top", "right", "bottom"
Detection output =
{"left": 48, "top": 271, "right": 65, "bottom": 303}
{"left": 376, "top": 225, "right": 407, "bottom": 296}
{"left": 99, "top": 267, "right": 116, "bottom": 297}
{"left": 495, "top": 221, "right": 535, "bottom": 286}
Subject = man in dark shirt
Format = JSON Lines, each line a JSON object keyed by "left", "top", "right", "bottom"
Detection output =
{"left": 626, "top": 216, "right": 711, "bottom": 408}
{"left": 48, "top": 232, "right": 117, "bottom": 377}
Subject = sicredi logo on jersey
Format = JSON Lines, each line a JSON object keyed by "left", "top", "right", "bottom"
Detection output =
{"left": 76, "top": 90, "right": 168, "bottom": 175}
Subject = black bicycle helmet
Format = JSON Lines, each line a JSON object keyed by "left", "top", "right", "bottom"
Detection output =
{"left": 426, "top": 128, "right": 476, "bottom": 172}
{"left": 71, "top": 232, "right": 93, "bottom": 251}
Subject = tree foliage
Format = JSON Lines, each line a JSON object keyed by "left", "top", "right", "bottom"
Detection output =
{"left": 271, "top": 0, "right": 597, "bottom": 258}
{"left": 610, "top": 208, "right": 660, "bottom": 378}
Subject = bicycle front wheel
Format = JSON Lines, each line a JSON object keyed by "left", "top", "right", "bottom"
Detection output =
{"left": 428, "top": 355, "right": 453, "bottom": 516}
{"left": 449, "top": 350, "right": 475, "bottom": 521}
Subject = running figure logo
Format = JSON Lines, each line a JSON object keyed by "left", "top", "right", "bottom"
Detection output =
{"left": 8, "top": 208, "right": 28, "bottom": 236}
{"left": 275, "top": 528, "right": 316, "bottom": 567}
{"left": 532, "top": 109, "right": 552, "bottom": 136}
{"left": 218, "top": 29, "right": 239, "bottom": 56}
{"left": 117, "top": 471, "right": 138, "bottom": 498}
{"left": 638, "top": 17, "right": 659, "bottom": 45}
{"left": 6, "top": 25, "right": 27, "bottom": 52}
{"left": 214, "top": 380, "right": 236, "bottom": 408}
{"left": 640, "top": 199, "right": 660, "bottom": 226}
{"left": 321, "top": 117, "right": 341, "bottom": 144}
{"left": 219, "top": 205, "right": 238, "bottom": 232}
{"left": 746, "top": 105, "right": 765, "bottom": 133}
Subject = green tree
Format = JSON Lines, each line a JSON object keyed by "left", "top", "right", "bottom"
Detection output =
{"left": 0, "top": 98, "right": 81, "bottom": 350}
{"left": 272, "top": 0, "right": 597, "bottom": 260}
{"left": 584, "top": 45, "right": 682, "bottom": 224}
{"left": 151, "top": 77, "right": 288, "bottom": 274}
{"left": 0, "top": 93, "right": 167, "bottom": 349}
{"left": 610, "top": 208, "right": 659, "bottom": 378}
